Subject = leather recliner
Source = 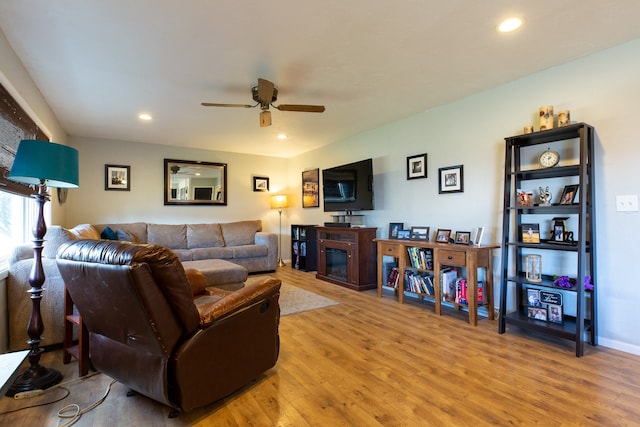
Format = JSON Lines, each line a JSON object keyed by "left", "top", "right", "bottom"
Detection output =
{"left": 56, "top": 239, "right": 281, "bottom": 414}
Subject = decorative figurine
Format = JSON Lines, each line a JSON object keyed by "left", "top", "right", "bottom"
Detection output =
{"left": 538, "top": 186, "right": 552, "bottom": 206}
{"left": 525, "top": 254, "right": 542, "bottom": 282}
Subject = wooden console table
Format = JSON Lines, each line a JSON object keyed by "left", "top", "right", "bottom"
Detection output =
{"left": 376, "top": 238, "right": 499, "bottom": 325}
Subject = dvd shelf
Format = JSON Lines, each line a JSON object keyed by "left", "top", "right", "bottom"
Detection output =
{"left": 291, "top": 224, "right": 317, "bottom": 272}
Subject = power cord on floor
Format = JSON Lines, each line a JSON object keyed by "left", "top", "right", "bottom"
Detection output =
{"left": 56, "top": 378, "right": 117, "bottom": 427}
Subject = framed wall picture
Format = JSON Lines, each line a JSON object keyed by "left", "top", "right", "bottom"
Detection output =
{"left": 253, "top": 176, "right": 269, "bottom": 192}
{"left": 435, "top": 229, "right": 451, "bottom": 243}
{"left": 388, "top": 222, "right": 404, "bottom": 239}
{"left": 302, "top": 168, "right": 320, "bottom": 208}
{"left": 410, "top": 226, "right": 430, "bottom": 241}
{"left": 407, "top": 153, "right": 428, "bottom": 180}
{"left": 105, "top": 164, "right": 130, "bottom": 191}
{"left": 438, "top": 165, "right": 464, "bottom": 194}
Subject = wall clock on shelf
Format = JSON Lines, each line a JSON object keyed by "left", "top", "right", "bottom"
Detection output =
{"left": 539, "top": 148, "right": 560, "bottom": 168}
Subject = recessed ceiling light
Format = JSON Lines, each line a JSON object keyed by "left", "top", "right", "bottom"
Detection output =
{"left": 498, "top": 17, "right": 523, "bottom": 33}
{"left": 138, "top": 113, "right": 153, "bottom": 121}
{"left": 277, "top": 134, "right": 287, "bottom": 140}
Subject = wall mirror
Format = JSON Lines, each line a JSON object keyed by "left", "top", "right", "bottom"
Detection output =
{"left": 164, "top": 159, "right": 227, "bottom": 205}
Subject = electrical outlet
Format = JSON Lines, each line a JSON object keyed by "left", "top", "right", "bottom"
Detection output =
{"left": 616, "top": 195, "right": 639, "bottom": 212}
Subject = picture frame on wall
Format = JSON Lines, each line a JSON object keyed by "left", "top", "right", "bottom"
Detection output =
{"left": 388, "top": 222, "right": 404, "bottom": 239}
{"left": 407, "top": 153, "right": 428, "bottom": 180}
{"left": 438, "top": 165, "right": 464, "bottom": 194}
{"left": 105, "top": 164, "right": 130, "bottom": 191}
{"left": 253, "top": 176, "right": 269, "bottom": 192}
{"left": 302, "top": 168, "right": 320, "bottom": 208}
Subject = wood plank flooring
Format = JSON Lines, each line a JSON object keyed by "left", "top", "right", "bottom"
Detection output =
{"left": 1, "top": 266, "right": 639, "bottom": 426}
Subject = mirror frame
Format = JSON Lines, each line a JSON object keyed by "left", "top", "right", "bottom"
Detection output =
{"left": 164, "top": 159, "right": 227, "bottom": 206}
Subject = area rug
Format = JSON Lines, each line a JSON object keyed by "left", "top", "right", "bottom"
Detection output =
{"left": 278, "top": 283, "right": 340, "bottom": 316}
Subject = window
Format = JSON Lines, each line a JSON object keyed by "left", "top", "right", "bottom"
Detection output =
{"left": 0, "top": 81, "right": 49, "bottom": 267}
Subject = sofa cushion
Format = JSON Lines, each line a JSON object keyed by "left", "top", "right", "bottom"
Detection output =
{"left": 233, "top": 245, "right": 268, "bottom": 259}
{"left": 172, "top": 249, "right": 193, "bottom": 262}
{"left": 42, "top": 226, "right": 75, "bottom": 259}
{"left": 148, "top": 224, "right": 187, "bottom": 249}
{"left": 191, "top": 247, "right": 234, "bottom": 260}
{"left": 187, "top": 224, "right": 225, "bottom": 249}
{"left": 220, "top": 220, "right": 261, "bottom": 247}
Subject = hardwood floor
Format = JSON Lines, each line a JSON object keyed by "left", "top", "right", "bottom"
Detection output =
{"left": 1, "top": 266, "right": 639, "bottom": 426}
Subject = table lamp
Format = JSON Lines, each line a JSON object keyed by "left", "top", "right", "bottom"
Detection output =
{"left": 270, "top": 194, "right": 288, "bottom": 267}
{"left": 7, "top": 139, "right": 79, "bottom": 396}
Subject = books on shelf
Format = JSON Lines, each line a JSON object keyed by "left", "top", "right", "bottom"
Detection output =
{"left": 441, "top": 268, "right": 458, "bottom": 302}
{"left": 406, "top": 247, "right": 433, "bottom": 270}
{"left": 386, "top": 267, "right": 400, "bottom": 288}
{"left": 403, "top": 270, "right": 434, "bottom": 295}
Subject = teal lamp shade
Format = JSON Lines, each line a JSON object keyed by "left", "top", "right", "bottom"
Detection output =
{"left": 9, "top": 139, "right": 79, "bottom": 188}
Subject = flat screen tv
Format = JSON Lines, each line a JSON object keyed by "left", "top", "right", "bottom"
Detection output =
{"left": 322, "top": 158, "right": 374, "bottom": 212}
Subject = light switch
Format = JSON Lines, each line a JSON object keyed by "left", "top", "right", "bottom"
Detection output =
{"left": 616, "top": 195, "right": 639, "bottom": 212}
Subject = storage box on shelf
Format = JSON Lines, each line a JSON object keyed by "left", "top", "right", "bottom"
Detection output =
{"left": 376, "top": 239, "right": 498, "bottom": 326}
{"left": 498, "top": 122, "right": 597, "bottom": 357}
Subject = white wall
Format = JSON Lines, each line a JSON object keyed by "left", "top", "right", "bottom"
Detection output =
{"left": 287, "top": 38, "right": 640, "bottom": 355}
{"left": 65, "top": 136, "right": 289, "bottom": 236}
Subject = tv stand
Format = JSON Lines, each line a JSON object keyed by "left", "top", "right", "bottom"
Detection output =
{"left": 316, "top": 226, "right": 377, "bottom": 291}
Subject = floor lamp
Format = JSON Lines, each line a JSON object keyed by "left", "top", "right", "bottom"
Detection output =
{"left": 7, "top": 140, "right": 79, "bottom": 396}
{"left": 270, "top": 194, "right": 288, "bottom": 267}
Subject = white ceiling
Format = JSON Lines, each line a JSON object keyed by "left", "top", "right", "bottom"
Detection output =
{"left": 1, "top": 1, "right": 640, "bottom": 158}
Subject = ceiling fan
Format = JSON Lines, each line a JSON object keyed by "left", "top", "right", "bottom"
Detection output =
{"left": 201, "top": 78, "right": 325, "bottom": 127}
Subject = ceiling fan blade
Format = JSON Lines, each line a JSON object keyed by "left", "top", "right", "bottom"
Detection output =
{"left": 201, "top": 102, "right": 255, "bottom": 108}
{"left": 257, "top": 78, "right": 275, "bottom": 104}
{"left": 274, "top": 104, "right": 325, "bottom": 113}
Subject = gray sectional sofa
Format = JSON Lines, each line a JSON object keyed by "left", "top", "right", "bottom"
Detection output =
{"left": 6, "top": 220, "right": 277, "bottom": 351}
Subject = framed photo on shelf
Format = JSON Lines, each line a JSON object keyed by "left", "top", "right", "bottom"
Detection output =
{"left": 388, "top": 222, "right": 404, "bottom": 239}
{"left": 548, "top": 304, "right": 563, "bottom": 323}
{"left": 473, "top": 227, "right": 485, "bottom": 246}
{"left": 302, "top": 168, "right": 320, "bottom": 207}
{"left": 397, "top": 229, "right": 411, "bottom": 240}
{"left": 410, "top": 226, "right": 430, "bottom": 241}
{"left": 454, "top": 231, "right": 471, "bottom": 245}
{"left": 527, "top": 289, "right": 541, "bottom": 307}
{"left": 559, "top": 184, "right": 579, "bottom": 204}
{"left": 435, "top": 229, "right": 451, "bottom": 243}
{"left": 253, "top": 176, "right": 269, "bottom": 192}
{"left": 438, "top": 165, "right": 464, "bottom": 194}
{"left": 527, "top": 306, "right": 547, "bottom": 321}
{"left": 105, "top": 164, "right": 130, "bottom": 191}
{"left": 521, "top": 223, "right": 540, "bottom": 243}
{"left": 407, "top": 153, "right": 428, "bottom": 180}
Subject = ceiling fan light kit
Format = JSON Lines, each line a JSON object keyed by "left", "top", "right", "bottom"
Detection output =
{"left": 202, "top": 78, "right": 325, "bottom": 127}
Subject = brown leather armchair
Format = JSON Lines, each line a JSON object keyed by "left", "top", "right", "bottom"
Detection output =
{"left": 56, "top": 239, "right": 280, "bottom": 415}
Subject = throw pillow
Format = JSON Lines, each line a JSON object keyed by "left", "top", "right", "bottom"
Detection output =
{"left": 66, "top": 224, "right": 100, "bottom": 240}
{"left": 115, "top": 228, "right": 136, "bottom": 242}
{"left": 100, "top": 226, "right": 118, "bottom": 240}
